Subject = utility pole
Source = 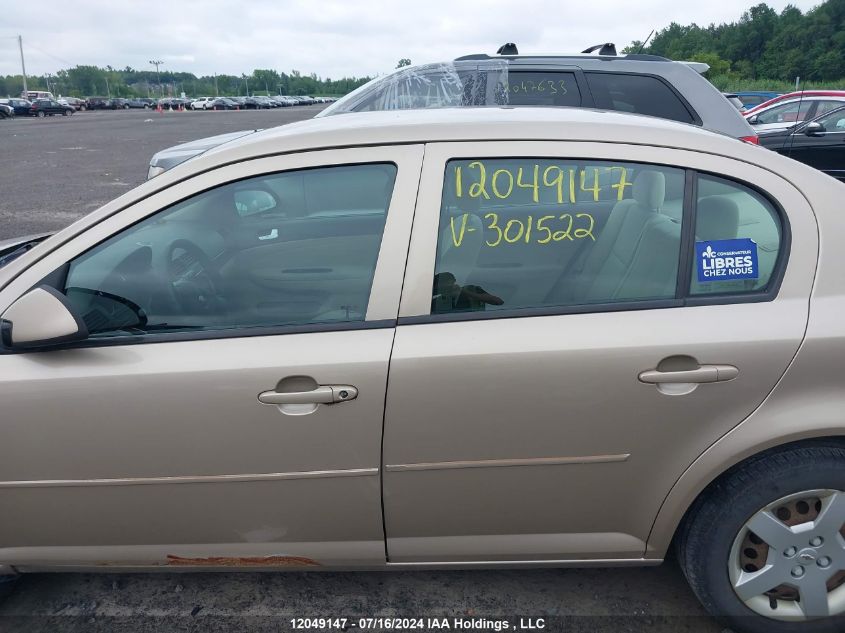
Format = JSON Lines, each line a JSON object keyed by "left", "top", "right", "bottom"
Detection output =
{"left": 18, "top": 35, "right": 28, "bottom": 94}
{"left": 243, "top": 74, "right": 249, "bottom": 97}
{"left": 214, "top": 73, "right": 219, "bottom": 97}
{"left": 149, "top": 60, "right": 164, "bottom": 97}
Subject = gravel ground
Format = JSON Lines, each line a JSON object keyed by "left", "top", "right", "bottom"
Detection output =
{"left": 0, "top": 105, "right": 326, "bottom": 240}
{"left": 0, "top": 565, "right": 723, "bottom": 633}
{"left": 0, "top": 105, "right": 727, "bottom": 633}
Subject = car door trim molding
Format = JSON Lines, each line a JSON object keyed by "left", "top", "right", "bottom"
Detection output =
{"left": 0, "top": 319, "right": 397, "bottom": 354}
{"left": 0, "top": 468, "right": 379, "bottom": 489}
{"left": 385, "top": 557, "right": 661, "bottom": 568}
{"left": 385, "top": 454, "right": 631, "bottom": 472}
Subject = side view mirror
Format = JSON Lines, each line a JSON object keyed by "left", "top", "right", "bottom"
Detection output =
{"left": 804, "top": 121, "right": 825, "bottom": 136}
{"left": 747, "top": 114, "right": 759, "bottom": 125}
{"left": 0, "top": 286, "right": 88, "bottom": 350}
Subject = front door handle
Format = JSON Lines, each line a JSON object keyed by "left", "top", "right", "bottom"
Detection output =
{"left": 638, "top": 365, "right": 738, "bottom": 385}
{"left": 257, "top": 385, "right": 358, "bottom": 405}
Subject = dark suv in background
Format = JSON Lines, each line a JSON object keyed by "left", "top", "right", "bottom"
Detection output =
{"left": 0, "top": 99, "right": 33, "bottom": 116}
{"left": 86, "top": 97, "right": 112, "bottom": 110}
{"left": 28, "top": 99, "right": 74, "bottom": 117}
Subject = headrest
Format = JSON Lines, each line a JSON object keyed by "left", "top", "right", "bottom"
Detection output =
{"left": 696, "top": 195, "right": 740, "bottom": 241}
{"left": 632, "top": 171, "right": 666, "bottom": 211}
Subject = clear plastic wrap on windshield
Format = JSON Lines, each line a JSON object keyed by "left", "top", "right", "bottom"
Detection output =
{"left": 322, "top": 61, "right": 510, "bottom": 115}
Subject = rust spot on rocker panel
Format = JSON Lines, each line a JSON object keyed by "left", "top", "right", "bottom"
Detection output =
{"left": 166, "top": 555, "right": 320, "bottom": 567}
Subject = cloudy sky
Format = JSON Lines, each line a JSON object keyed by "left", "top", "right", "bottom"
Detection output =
{"left": 0, "top": 0, "right": 824, "bottom": 79}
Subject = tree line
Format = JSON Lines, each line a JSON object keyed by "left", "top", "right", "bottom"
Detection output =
{"left": 624, "top": 0, "right": 845, "bottom": 90}
{"left": 0, "top": 66, "right": 372, "bottom": 99}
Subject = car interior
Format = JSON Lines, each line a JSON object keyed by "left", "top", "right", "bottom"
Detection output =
{"left": 433, "top": 162, "right": 782, "bottom": 314}
{"left": 62, "top": 164, "right": 398, "bottom": 336}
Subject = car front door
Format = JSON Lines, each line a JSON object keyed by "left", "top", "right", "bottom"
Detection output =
{"left": 382, "top": 141, "right": 816, "bottom": 563}
{"left": 785, "top": 108, "right": 845, "bottom": 181}
{"left": 0, "top": 145, "right": 423, "bottom": 569}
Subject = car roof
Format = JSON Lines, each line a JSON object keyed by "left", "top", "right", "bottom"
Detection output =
{"left": 196, "top": 107, "right": 741, "bottom": 168}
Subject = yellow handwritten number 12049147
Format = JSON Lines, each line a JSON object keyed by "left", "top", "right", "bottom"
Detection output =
{"left": 454, "top": 162, "right": 632, "bottom": 203}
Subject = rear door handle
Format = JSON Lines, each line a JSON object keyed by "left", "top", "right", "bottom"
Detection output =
{"left": 638, "top": 365, "right": 738, "bottom": 384}
{"left": 257, "top": 385, "right": 358, "bottom": 405}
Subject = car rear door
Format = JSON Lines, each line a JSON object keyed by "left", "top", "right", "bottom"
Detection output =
{"left": 381, "top": 140, "right": 816, "bottom": 563}
{"left": 0, "top": 145, "right": 423, "bottom": 570}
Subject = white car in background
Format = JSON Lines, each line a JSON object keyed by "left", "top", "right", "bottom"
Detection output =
{"left": 745, "top": 91, "right": 845, "bottom": 132}
{"left": 191, "top": 97, "right": 215, "bottom": 110}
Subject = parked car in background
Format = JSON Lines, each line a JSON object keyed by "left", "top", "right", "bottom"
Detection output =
{"left": 723, "top": 93, "right": 746, "bottom": 112}
{"left": 126, "top": 98, "right": 156, "bottom": 109}
{"left": 734, "top": 91, "right": 781, "bottom": 108}
{"left": 191, "top": 97, "right": 215, "bottom": 110}
{"left": 253, "top": 96, "right": 279, "bottom": 108}
{"left": 28, "top": 99, "right": 74, "bottom": 117}
{"left": 59, "top": 97, "right": 88, "bottom": 111}
{"left": 208, "top": 97, "right": 239, "bottom": 110}
{"left": 0, "top": 103, "right": 12, "bottom": 119}
{"left": 156, "top": 97, "right": 188, "bottom": 110}
{"left": 0, "top": 99, "right": 31, "bottom": 116}
{"left": 745, "top": 91, "right": 845, "bottom": 132}
{"left": 231, "top": 96, "right": 260, "bottom": 109}
{"left": 21, "top": 90, "right": 55, "bottom": 102}
{"left": 147, "top": 129, "right": 260, "bottom": 178}
{"left": 758, "top": 103, "right": 845, "bottom": 181}
{"left": 274, "top": 96, "right": 298, "bottom": 106}
{"left": 110, "top": 98, "right": 130, "bottom": 109}
{"left": 86, "top": 97, "right": 112, "bottom": 110}
{"left": 318, "top": 44, "right": 757, "bottom": 142}
{"left": 1, "top": 107, "right": 844, "bottom": 633}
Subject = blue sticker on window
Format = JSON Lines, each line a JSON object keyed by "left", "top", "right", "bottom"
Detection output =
{"left": 696, "top": 238, "right": 759, "bottom": 283}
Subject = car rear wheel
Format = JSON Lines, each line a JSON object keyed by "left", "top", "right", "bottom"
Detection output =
{"left": 678, "top": 445, "right": 845, "bottom": 633}
{"left": 36, "top": 111, "right": 45, "bottom": 118}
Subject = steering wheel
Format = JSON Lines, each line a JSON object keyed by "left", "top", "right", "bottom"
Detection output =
{"left": 165, "top": 239, "right": 225, "bottom": 315}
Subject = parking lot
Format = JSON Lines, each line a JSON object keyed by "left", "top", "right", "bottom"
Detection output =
{"left": 0, "top": 105, "right": 730, "bottom": 633}
{"left": 0, "top": 106, "right": 326, "bottom": 240}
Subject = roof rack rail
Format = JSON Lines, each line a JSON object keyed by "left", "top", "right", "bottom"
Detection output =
{"left": 581, "top": 43, "right": 617, "bottom": 56}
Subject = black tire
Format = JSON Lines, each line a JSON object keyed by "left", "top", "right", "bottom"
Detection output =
{"left": 36, "top": 110, "right": 45, "bottom": 118}
{"left": 677, "top": 445, "right": 845, "bottom": 633}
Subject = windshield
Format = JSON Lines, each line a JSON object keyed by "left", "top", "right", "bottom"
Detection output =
{"left": 320, "top": 60, "right": 510, "bottom": 116}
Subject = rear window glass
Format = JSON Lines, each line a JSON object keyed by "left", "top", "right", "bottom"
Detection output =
{"left": 504, "top": 72, "right": 581, "bottom": 107}
{"left": 585, "top": 73, "right": 695, "bottom": 124}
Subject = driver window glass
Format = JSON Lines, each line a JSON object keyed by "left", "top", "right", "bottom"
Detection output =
{"left": 757, "top": 101, "right": 812, "bottom": 125}
{"left": 63, "top": 163, "right": 397, "bottom": 337}
{"left": 814, "top": 108, "right": 845, "bottom": 131}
